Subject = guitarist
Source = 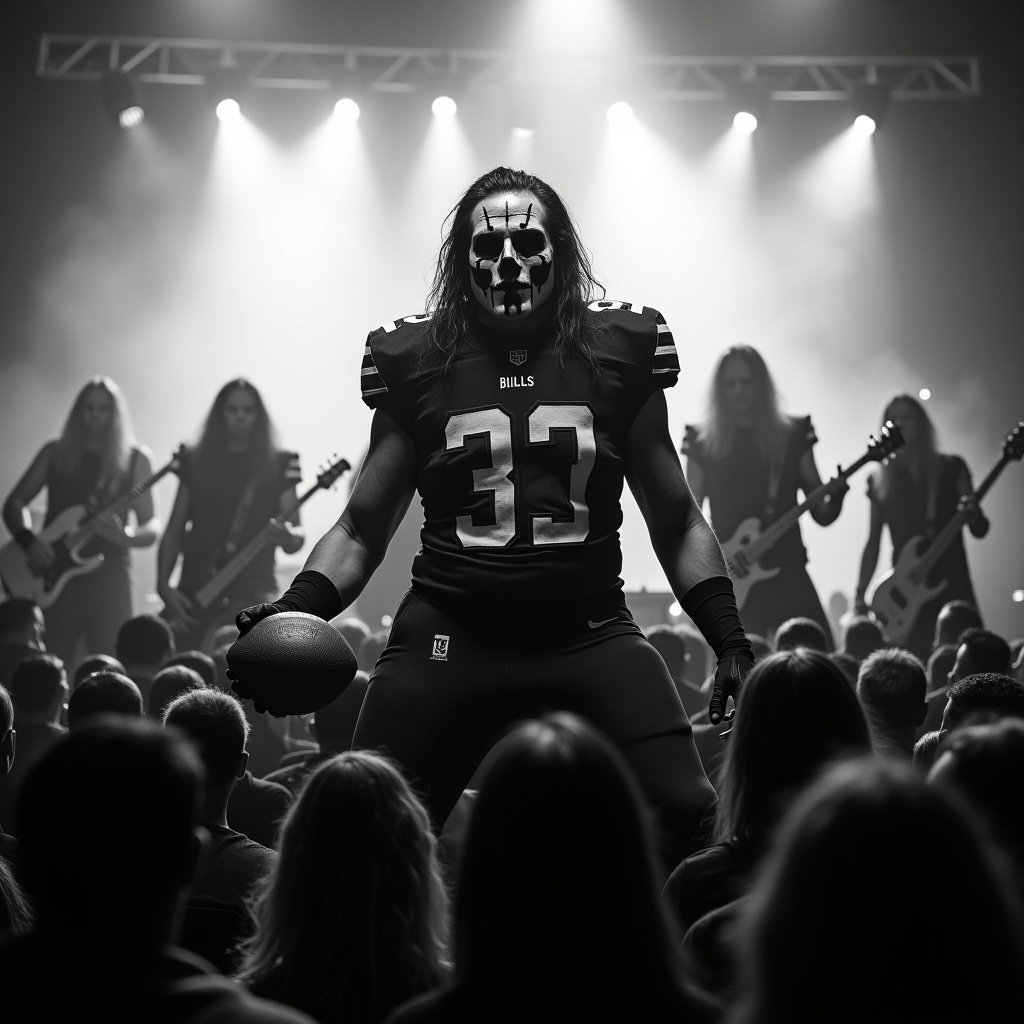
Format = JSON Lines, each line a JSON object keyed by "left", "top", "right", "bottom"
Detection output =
{"left": 684, "top": 346, "right": 847, "bottom": 646}
{"left": 2, "top": 377, "right": 160, "bottom": 665}
{"left": 854, "top": 394, "right": 987, "bottom": 660}
{"left": 157, "top": 379, "right": 304, "bottom": 649}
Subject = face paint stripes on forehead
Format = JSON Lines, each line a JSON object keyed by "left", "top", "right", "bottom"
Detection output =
{"left": 469, "top": 192, "right": 555, "bottom": 321}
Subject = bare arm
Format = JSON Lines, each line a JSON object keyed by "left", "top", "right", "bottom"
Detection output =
{"left": 625, "top": 391, "right": 729, "bottom": 598}
{"left": 3, "top": 443, "right": 52, "bottom": 536}
{"left": 955, "top": 459, "right": 989, "bottom": 538}
{"left": 269, "top": 485, "right": 306, "bottom": 556}
{"left": 96, "top": 447, "right": 160, "bottom": 549}
{"left": 302, "top": 408, "right": 417, "bottom": 610}
{"left": 855, "top": 496, "right": 885, "bottom": 609}
{"left": 157, "top": 480, "right": 195, "bottom": 622}
{"left": 801, "top": 448, "right": 846, "bottom": 526}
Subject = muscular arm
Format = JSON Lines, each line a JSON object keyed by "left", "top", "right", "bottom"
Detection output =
{"left": 301, "top": 408, "right": 417, "bottom": 610}
{"left": 625, "top": 391, "right": 729, "bottom": 598}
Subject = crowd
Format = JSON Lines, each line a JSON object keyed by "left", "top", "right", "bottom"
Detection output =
{"left": 0, "top": 591, "right": 1023, "bottom": 1023}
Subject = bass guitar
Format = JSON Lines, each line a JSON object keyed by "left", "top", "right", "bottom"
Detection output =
{"left": 870, "top": 422, "right": 1024, "bottom": 645}
{"left": 164, "top": 454, "right": 350, "bottom": 651}
{"left": 724, "top": 423, "right": 904, "bottom": 610}
{"left": 0, "top": 446, "right": 184, "bottom": 609}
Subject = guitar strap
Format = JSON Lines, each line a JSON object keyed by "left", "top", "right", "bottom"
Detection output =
{"left": 222, "top": 478, "right": 259, "bottom": 557}
{"left": 924, "top": 462, "right": 940, "bottom": 541}
{"left": 86, "top": 448, "right": 138, "bottom": 516}
{"left": 763, "top": 454, "right": 784, "bottom": 522}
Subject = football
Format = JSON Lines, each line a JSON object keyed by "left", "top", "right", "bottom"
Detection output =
{"left": 226, "top": 611, "right": 358, "bottom": 715}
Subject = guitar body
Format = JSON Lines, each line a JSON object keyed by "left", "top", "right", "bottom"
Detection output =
{"left": 0, "top": 506, "right": 105, "bottom": 609}
{"left": 722, "top": 516, "right": 782, "bottom": 610}
{"left": 869, "top": 535, "right": 947, "bottom": 645}
{"left": 164, "top": 591, "right": 244, "bottom": 654}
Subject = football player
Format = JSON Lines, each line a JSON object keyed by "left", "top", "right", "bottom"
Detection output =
{"left": 234, "top": 167, "right": 753, "bottom": 864}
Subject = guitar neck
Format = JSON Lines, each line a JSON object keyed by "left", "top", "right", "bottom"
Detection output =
{"left": 72, "top": 458, "right": 177, "bottom": 546}
{"left": 913, "top": 453, "right": 1010, "bottom": 580}
{"left": 746, "top": 450, "right": 873, "bottom": 562}
{"left": 194, "top": 481, "right": 319, "bottom": 609}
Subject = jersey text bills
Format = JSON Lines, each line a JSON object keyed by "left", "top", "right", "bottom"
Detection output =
{"left": 499, "top": 375, "right": 535, "bottom": 389}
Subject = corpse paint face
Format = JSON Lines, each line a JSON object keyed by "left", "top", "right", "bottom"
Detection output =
{"left": 468, "top": 191, "right": 555, "bottom": 322}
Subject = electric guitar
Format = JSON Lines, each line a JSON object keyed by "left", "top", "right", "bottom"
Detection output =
{"left": 870, "top": 422, "right": 1024, "bottom": 645}
{"left": 724, "top": 423, "right": 904, "bottom": 610}
{"left": 0, "top": 446, "right": 184, "bottom": 608}
{"left": 164, "top": 455, "right": 350, "bottom": 651}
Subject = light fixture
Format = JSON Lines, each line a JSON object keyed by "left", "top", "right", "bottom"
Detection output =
{"left": 100, "top": 70, "right": 144, "bottom": 129}
{"left": 850, "top": 84, "right": 890, "bottom": 135}
{"left": 333, "top": 97, "right": 361, "bottom": 122}
{"left": 729, "top": 80, "right": 769, "bottom": 133}
{"left": 207, "top": 65, "right": 248, "bottom": 119}
{"left": 606, "top": 100, "right": 635, "bottom": 125}
{"left": 432, "top": 95, "right": 457, "bottom": 119}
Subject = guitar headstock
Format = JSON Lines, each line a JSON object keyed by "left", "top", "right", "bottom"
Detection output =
{"left": 1003, "top": 422, "right": 1024, "bottom": 462}
{"left": 317, "top": 455, "right": 352, "bottom": 490}
{"left": 867, "top": 420, "right": 905, "bottom": 464}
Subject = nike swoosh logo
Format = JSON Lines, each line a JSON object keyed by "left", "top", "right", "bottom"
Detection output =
{"left": 587, "top": 617, "right": 617, "bottom": 629}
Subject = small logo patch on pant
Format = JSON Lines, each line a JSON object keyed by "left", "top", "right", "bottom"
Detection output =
{"left": 430, "top": 634, "right": 450, "bottom": 661}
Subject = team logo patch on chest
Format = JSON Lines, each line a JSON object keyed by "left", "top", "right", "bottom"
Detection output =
{"left": 430, "top": 634, "right": 450, "bottom": 661}
{"left": 509, "top": 349, "right": 528, "bottom": 366}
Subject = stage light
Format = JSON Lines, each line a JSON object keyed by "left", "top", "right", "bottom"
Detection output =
{"left": 850, "top": 84, "right": 890, "bottom": 135}
{"left": 668, "top": 601, "right": 682, "bottom": 619}
{"left": 333, "top": 97, "right": 361, "bottom": 122}
{"left": 432, "top": 95, "right": 457, "bottom": 119}
{"left": 733, "top": 111, "right": 758, "bottom": 134}
{"left": 1013, "top": 589, "right": 1024, "bottom": 604}
{"left": 100, "top": 71, "right": 144, "bottom": 129}
{"left": 216, "top": 98, "right": 241, "bottom": 122}
{"left": 207, "top": 65, "right": 247, "bottom": 118}
{"left": 729, "top": 81, "right": 768, "bottom": 134}
{"left": 606, "top": 101, "right": 634, "bottom": 125}
{"left": 511, "top": 126, "right": 535, "bottom": 139}
{"left": 918, "top": 387, "right": 932, "bottom": 401}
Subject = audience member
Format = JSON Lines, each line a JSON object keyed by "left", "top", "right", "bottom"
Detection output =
{"left": 331, "top": 615, "right": 372, "bottom": 671}
{"left": 746, "top": 633, "right": 772, "bottom": 663}
{"left": 921, "top": 643, "right": 957, "bottom": 734}
{"left": 856, "top": 648, "right": 927, "bottom": 759}
{"left": 839, "top": 614, "right": 884, "bottom": 662}
{"left": 66, "top": 670, "right": 142, "bottom": 731}
{"left": 148, "top": 664, "right": 206, "bottom": 719}
{"left": 0, "top": 598, "right": 46, "bottom": 685}
{"left": 929, "top": 719, "right": 1024, "bottom": 890}
{"left": 0, "top": 654, "right": 67, "bottom": 831}
{"left": 665, "top": 650, "right": 871, "bottom": 942}
{"left": 238, "top": 750, "right": 448, "bottom": 1024}
{"left": 827, "top": 651, "right": 859, "bottom": 686}
{"left": 933, "top": 598, "right": 983, "bottom": 650}
{"left": 730, "top": 758, "right": 1024, "bottom": 1024}
{"left": 0, "top": 856, "right": 32, "bottom": 940}
{"left": 358, "top": 628, "right": 390, "bottom": 673}
{"left": 388, "top": 713, "right": 715, "bottom": 1024}
{"left": 115, "top": 613, "right": 175, "bottom": 706}
{"left": 941, "top": 672, "right": 1024, "bottom": 732}
{"left": 2, "top": 719, "right": 312, "bottom": 1022}
{"left": 0, "top": 684, "right": 15, "bottom": 860}
{"left": 951, "top": 626, "right": 1012, "bottom": 677}
{"left": 163, "top": 649, "right": 219, "bottom": 690}
{"left": 264, "top": 671, "right": 371, "bottom": 797}
{"left": 647, "top": 624, "right": 705, "bottom": 720}
{"left": 164, "top": 688, "right": 276, "bottom": 972}
{"left": 72, "top": 652, "right": 126, "bottom": 687}
{"left": 772, "top": 617, "right": 829, "bottom": 653}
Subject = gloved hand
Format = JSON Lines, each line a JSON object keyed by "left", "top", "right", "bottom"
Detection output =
{"left": 708, "top": 654, "right": 753, "bottom": 726}
{"left": 235, "top": 602, "right": 289, "bottom": 635}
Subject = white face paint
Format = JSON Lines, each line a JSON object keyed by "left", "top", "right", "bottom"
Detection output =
{"left": 468, "top": 190, "right": 555, "bottom": 323}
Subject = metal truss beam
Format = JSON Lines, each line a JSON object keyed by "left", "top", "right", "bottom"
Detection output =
{"left": 38, "top": 35, "right": 980, "bottom": 101}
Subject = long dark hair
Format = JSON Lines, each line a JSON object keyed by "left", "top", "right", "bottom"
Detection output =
{"left": 236, "top": 751, "right": 448, "bottom": 1023}
{"left": 702, "top": 345, "right": 788, "bottom": 464}
{"left": 714, "top": 649, "right": 872, "bottom": 849}
{"left": 872, "top": 392, "right": 939, "bottom": 502}
{"left": 193, "top": 378, "right": 276, "bottom": 481}
{"left": 53, "top": 376, "right": 134, "bottom": 494}
{"left": 425, "top": 167, "right": 607, "bottom": 372}
{"left": 453, "top": 713, "right": 690, "bottom": 1010}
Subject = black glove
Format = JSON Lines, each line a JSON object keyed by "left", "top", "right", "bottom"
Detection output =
{"left": 234, "top": 569, "right": 343, "bottom": 635}
{"left": 235, "top": 602, "right": 289, "bottom": 636}
{"left": 681, "top": 575, "right": 755, "bottom": 726}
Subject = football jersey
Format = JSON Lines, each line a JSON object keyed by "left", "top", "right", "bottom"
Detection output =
{"left": 360, "top": 302, "right": 680, "bottom": 614}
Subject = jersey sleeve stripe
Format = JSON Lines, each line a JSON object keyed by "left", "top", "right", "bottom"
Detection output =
{"left": 360, "top": 343, "right": 389, "bottom": 405}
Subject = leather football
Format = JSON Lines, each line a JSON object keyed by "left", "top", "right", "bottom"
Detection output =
{"left": 226, "top": 611, "right": 358, "bottom": 715}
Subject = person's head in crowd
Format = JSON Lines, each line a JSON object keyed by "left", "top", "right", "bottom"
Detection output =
{"left": 949, "top": 627, "right": 1012, "bottom": 683}
{"left": 357, "top": 629, "right": 389, "bottom": 672}
{"left": 828, "top": 651, "right": 859, "bottom": 686}
{"left": 115, "top": 613, "right": 175, "bottom": 682}
{"left": 10, "top": 653, "right": 67, "bottom": 726}
{"left": 773, "top": 617, "right": 828, "bottom": 653}
{"left": 841, "top": 615, "right": 884, "bottom": 662}
{"left": 163, "top": 688, "right": 249, "bottom": 823}
{"left": 309, "top": 671, "right": 370, "bottom": 755}
{"left": 646, "top": 624, "right": 689, "bottom": 682}
{"left": 163, "top": 650, "right": 218, "bottom": 690}
{"left": 0, "top": 598, "right": 45, "bottom": 648}
{"left": 913, "top": 729, "right": 945, "bottom": 773}
{"left": 714, "top": 649, "right": 872, "bottom": 852}
{"left": 72, "top": 653, "right": 125, "bottom": 688}
{"left": 934, "top": 599, "right": 983, "bottom": 651}
{"left": 15, "top": 719, "right": 204, "bottom": 942}
{"left": 66, "top": 671, "right": 143, "bottom": 731}
{"left": 148, "top": 665, "right": 206, "bottom": 720}
{"left": 733, "top": 758, "right": 1024, "bottom": 1024}
{"left": 237, "top": 750, "right": 447, "bottom": 1024}
{"left": 747, "top": 633, "right": 773, "bottom": 664}
{"left": 330, "top": 616, "right": 371, "bottom": 668}
{"left": 930, "top": 719, "right": 1024, "bottom": 879}
{"left": 450, "top": 713, "right": 698, "bottom": 1014}
{"left": 0, "top": 856, "right": 32, "bottom": 940}
{"left": 926, "top": 644, "right": 956, "bottom": 693}
{"left": 942, "top": 673, "right": 1024, "bottom": 733}
{"left": 0, "top": 684, "right": 14, "bottom": 781}
{"left": 210, "top": 642, "right": 232, "bottom": 691}
{"left": 856, "top": 648, "right": 927, "bottom": 758}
